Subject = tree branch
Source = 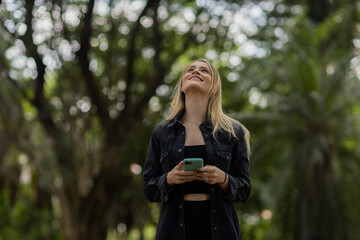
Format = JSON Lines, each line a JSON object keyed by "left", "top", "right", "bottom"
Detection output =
{"left": 122, "top": 0, "right": 157, "bottom": 115}
{"left": 152, "top": 0, "right": 162, "bottom": 72}
{"left": 0, "top": 54, "right": 30, "bottom": 100}
{"left": 22, "top": 0, "right": 57, "bottom": 136}
{"left": 103, "top": 0, "right": 119, "bottom": 87}
{"left": 76, "top": 0, "right": 111, "bottom": 127}
{"left": 119, "top": 0, "right": 196, "bottom": 131}
{"left": 130, "top": 0, "right": 163, "bottom": 124}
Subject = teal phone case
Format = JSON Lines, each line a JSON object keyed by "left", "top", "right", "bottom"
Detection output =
{"left": 183, "top": 158, "right": 203, "bottom": 171}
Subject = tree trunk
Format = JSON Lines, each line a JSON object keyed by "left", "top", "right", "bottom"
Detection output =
{"left": 12, "top": 0, "right": 169, "bottom": 238}
{"left": 300, "top": 147, "right": 344, "bottom": 240}
{"left": 58, "top": 144, "right": 123, "bottom": 240}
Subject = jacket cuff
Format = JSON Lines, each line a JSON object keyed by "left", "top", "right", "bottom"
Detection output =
{"left": 224, "top": 175, "right": 236, "bottom": 201}
{"left": 159, "top": 173, "right": 170, "bottom": 203}
{"left": 224, "top": 175, "right": 251, "bottom": 202}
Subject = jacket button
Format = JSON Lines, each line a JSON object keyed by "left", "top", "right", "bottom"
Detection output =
{"left": 212, "top": 209, "right": 216, "bottom": 213}
{"left": 178, "top": 148, "right": 182, "bottom": 152}
{"left": 180, "top": 223, "right": 183, "bottom": 227}
{"left": 179, "top": 204, "right": 183, "bottom": 209}
{"left": 214, "top": 226, "right": 218, "bottom": 231}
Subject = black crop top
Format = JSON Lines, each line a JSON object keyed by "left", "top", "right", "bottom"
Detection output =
{"left": 183, "top": 145, "right": 209, "bottom": 194}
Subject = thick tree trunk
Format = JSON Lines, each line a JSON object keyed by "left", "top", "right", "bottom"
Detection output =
{"left": 302, "top": 173, "right": 338, "bottom": 240}
{"left": 300, "top": 147, "right": 344, "bottom": 240}
{"left": 59, "top": 189, "right": 110, "bottom": 240}
{"left": 58, "top": 145, "right": 123, "bottom": 240}
{"left": 17, "top": 1, "right": 165, "bottom": 239}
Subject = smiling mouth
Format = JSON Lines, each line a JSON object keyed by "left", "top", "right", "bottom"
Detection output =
{"left": 189, "top": 76, "right": 203, "bottom": 82}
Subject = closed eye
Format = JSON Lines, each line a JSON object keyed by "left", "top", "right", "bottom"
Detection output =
{"left": 186, "top": 66, "right": 210, "bottom": 73}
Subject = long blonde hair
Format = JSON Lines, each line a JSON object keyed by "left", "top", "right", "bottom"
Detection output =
{"left": 166, "top": 59, "right": 250, "bottom": 154}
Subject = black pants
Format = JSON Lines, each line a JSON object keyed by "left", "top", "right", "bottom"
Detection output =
{"left": 184, "top": 200, "right": 212, "bottom": 240}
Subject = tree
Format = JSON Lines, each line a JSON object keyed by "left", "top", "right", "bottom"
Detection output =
{"left": 0, "top": 0, "right": 249, "bottom": 239}
{"left": 241, "top": 1, "right": 360, "bottom": 239}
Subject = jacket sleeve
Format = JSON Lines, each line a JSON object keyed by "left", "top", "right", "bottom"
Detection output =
{"left": 143, "top": 125, "right": 171, "bottom": 203}
{"left": 224, "top": 126, "right": 251, "bottom": 202}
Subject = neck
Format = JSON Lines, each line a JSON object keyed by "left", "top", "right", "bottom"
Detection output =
{"left": 183, "top": 94, "right": 208, "bottom": 124}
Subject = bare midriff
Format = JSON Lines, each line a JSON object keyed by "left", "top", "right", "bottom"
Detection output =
{"left": 184, "top": 193, "right": 210, "bottom": 201}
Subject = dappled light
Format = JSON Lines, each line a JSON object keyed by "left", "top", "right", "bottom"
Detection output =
{"left": 0, "top": 0, "right": 359, "bottom": 239}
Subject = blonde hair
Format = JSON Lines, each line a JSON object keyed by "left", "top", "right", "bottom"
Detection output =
{"left": 166, "top": 59, "right": 250, "bottom": 154}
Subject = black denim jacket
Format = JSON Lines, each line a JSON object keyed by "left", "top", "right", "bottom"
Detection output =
{"left": 143, "top": 113, "right": 251, "bottom": 240}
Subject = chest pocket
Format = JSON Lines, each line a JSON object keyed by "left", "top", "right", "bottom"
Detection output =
{"left": 215, "top": 150, "right": 232, "bottom": 172}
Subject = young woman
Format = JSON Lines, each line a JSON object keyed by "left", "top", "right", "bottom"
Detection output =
{"left": 143, "top": 59, "right": 251, "bottom": 240}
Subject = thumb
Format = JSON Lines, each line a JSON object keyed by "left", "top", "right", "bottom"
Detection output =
{"left": 176, "top": 161, "right": 184, "bottom": 170}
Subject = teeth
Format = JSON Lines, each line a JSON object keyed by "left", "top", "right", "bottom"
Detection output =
{"left": 190, "top": 77, "right": 202, "bottom": 81}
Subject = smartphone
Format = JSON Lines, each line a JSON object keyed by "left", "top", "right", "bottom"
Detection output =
{"left": 183, "top": 158, "right": 203, "bottom": 171}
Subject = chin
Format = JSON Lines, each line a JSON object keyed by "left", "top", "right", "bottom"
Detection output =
{"left": 183, "top": 86, "right": 209, "bottom": 96}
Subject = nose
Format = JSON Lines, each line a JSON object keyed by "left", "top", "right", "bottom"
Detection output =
{"left": 192, "top": 68, "right": 200, "bottom": 75}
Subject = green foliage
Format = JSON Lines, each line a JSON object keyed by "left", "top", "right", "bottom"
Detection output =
{"left": 240, "top": 216, "right": 273, "bottom": 240}
{"left": 242, "top": 3, "right": 360, "bottom": 240}
{"left": 0, "top": 186, "right": 60, "bottom": 240}
{"left": 0, "top": 0, "right": 359, "bottom": 239}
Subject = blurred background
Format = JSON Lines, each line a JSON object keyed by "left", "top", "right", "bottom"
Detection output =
{"left": 0, "top": 0, "right": 360, "bottom": 239}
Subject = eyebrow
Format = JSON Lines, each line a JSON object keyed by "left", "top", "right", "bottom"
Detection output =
{"left": 187, "top": 65, "right": 210, "bottom": 71}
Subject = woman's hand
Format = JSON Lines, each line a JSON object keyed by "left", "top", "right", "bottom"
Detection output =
{"left": 166, "top": 161, "right": 197, "bottom": 187}
{"left": 196, "top": 165, "right": 226, "bottom": 185}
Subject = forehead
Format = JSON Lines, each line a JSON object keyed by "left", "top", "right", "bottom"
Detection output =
{"left": 187, "top": 61, "right": 210, "bottom": 69}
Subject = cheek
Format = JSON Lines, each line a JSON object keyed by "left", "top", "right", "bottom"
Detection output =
{"left": 180, "top": 78, "right": 187, "bottom": 90}
{"left": 181, "top": 74, "right": 190, "bottom": 85}
{"left": 180, "top": 78, "right": 185, "bottom": 87}
{"left": 205, "top": 76, "right": 212, "bottom": 85}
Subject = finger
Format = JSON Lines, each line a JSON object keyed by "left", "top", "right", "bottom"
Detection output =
{"left": 173, "top": 161, "right": 185, "bottom": 172}
{"left": 178, "top": 169, "right": 197, "bottom": 178}
{"left": 201, "top": 165, "right": 214, "bottom": 171}
{"left": 176, "top": 161, "right": 184, "bottom": 170}
{"left": 205, "top": 176, "right": 213, "bottom": 184}
{"left": 195, "top": 174, "right": 204, "bottom": 182}
{"left": 196, "top": 171, "right": 210, "bottom": 182}
{"left": 197, "top": 166, "right": 208, "bottom": 173}
{"left": 204, "top": 165, "right": 220, "bottom": 173}
{"left": 183, "top": 172, "right": 197, "bottom": 178}
{"left": 200, "top": 165, "right": 209, "bottom": 170}
{"left": 198, "top": 168, "right": 213, "bottom": 174}
{"left": 179, "top": 175, "right": 196, "bottom": 183}
{"left": 196, "top": 171, "right": 207, "bottom": 179}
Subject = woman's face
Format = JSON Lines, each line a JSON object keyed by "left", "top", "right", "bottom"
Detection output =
{"left": 181, "top": 61, "right": 212, "bottom": 97}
